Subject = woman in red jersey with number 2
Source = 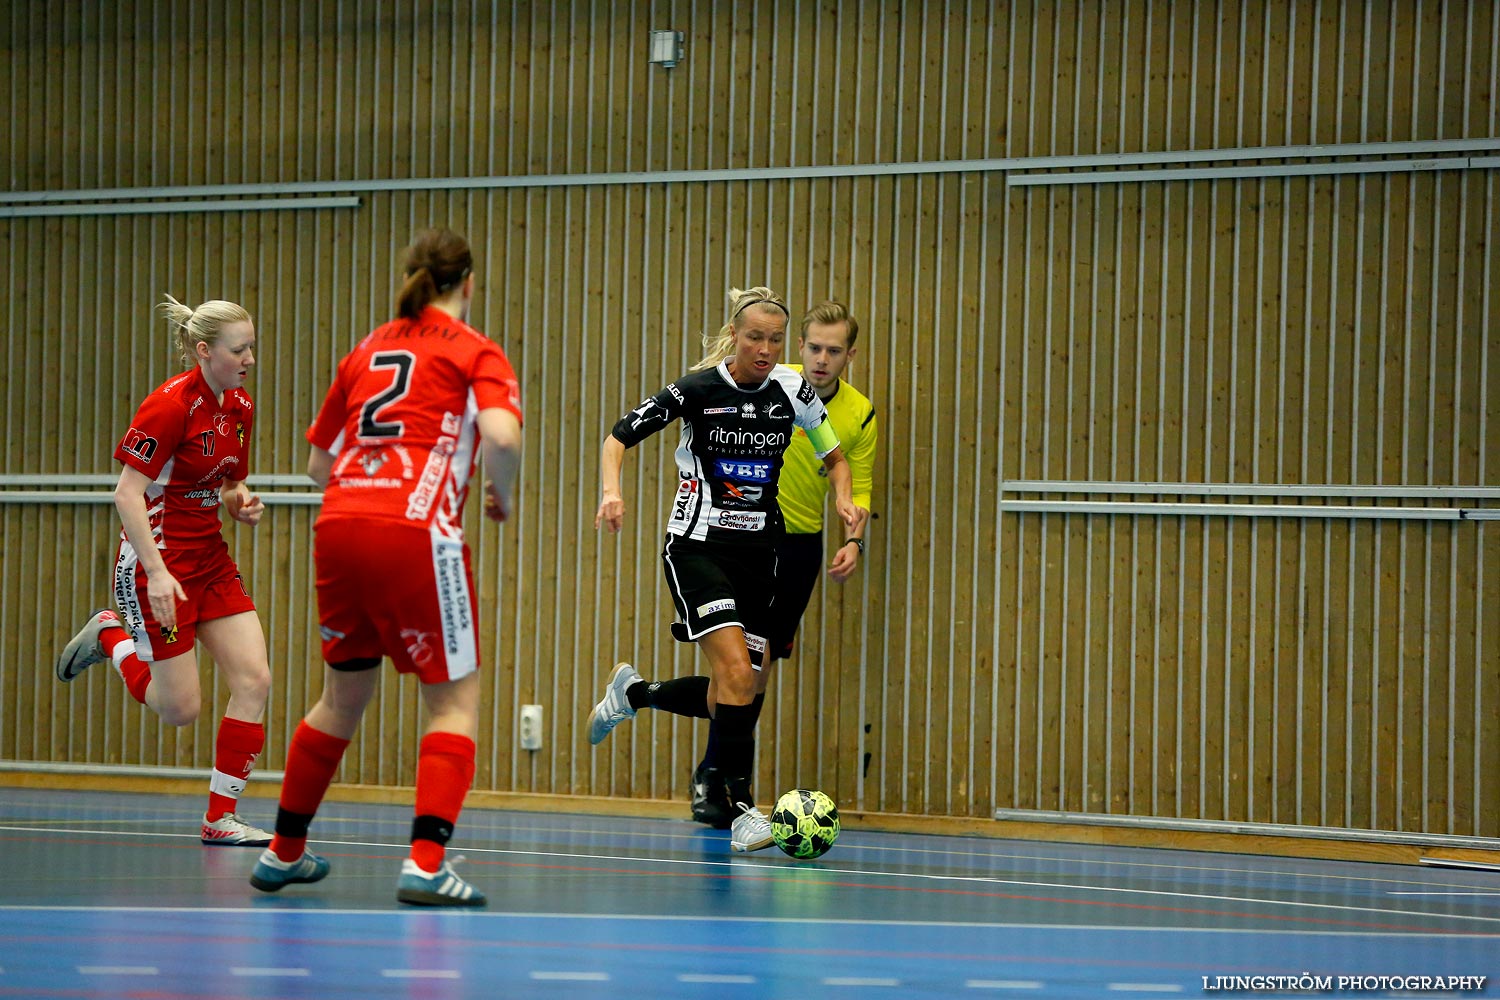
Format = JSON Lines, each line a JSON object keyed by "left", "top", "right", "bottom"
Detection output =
{"left": 250, "top": 228, "right": 523, "bottom": 907}
{"left": 56, "top": 295, "right": 275, "bottom": 847}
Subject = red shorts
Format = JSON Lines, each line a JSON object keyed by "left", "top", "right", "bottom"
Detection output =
{"left": 113, "top": 537, "right": 256, "bottom": 662}
{"left": 313, "top": 517, "right": 480, "bottom": 683}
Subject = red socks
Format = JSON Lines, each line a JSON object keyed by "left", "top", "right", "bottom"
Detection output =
{"left": 410, "top": 731, "right": 476, "bottom": 871}
{"left": 207, "top": 718, "right": 265, "bottom": 821}
{"left": 99, "top": 627, "right": 151, "bottom": 704}
{"left": 270, "top": 722, "right": 351, "bottom": 862}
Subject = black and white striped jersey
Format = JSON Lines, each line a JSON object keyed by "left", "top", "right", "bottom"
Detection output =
{"left": 610, "top": 361, "right": 837, "bottom": 544}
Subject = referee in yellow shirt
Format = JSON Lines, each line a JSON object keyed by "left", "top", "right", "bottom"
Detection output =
{"left": 691, "top": 300, "right": 878, "bottom": 827}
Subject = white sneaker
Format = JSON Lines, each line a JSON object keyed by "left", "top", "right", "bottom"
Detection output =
{"left": 201, "top": 812, "right": 273, "bottom": 846}
{"left": 730, "top": 802, "right": 774, "bottom": 852}
{"left": 587, "top": 662, "right": 642, "bottom": 745}
{"left": 56, "top": 609, "right": 124, "bottom": 682}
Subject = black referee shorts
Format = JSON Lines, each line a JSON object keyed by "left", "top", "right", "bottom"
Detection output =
{"left": 767, "top": 531, "right": 824, "bottom": 660}
{"left": 661, "top": 534, "right": 776, "bottom": 667}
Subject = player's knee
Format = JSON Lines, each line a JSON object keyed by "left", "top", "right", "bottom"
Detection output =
{"left": 232, "top": 666, "right": 272, "bottom": 708}
{"left": 157, "top": 692, "right": 202, "bottom": 727}
{"left": 716, "top": 669, "right": 756, "bottom": 705}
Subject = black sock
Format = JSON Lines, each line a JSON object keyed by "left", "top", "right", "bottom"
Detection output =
{"left": 629, "top": 675, "right": 711, "bottom": 718}
{"left": 713, "top": 701, "right": 757, "bottom": 806}
{"left": 701, "top": 718, "right": 719, "bottom": 771}
{"left": 707, "top": 694, "right": 763, "bottom": 772}
{"left": 275, "top": 806, "right": 316, "bottom": 839}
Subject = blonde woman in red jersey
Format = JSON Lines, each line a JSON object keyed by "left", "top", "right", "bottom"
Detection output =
{"left": 249, "top": 228, "right": 523, "bottom": 907}
{"left": 55, "top": 296, "right": 274, "bottom": 846}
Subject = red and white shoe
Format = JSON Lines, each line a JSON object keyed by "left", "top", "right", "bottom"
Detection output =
{"left": 55, "top": 609, "right": 125, "bottom": 682}
{"left": 201, "top": 812, "right": 273, "bottom": 846}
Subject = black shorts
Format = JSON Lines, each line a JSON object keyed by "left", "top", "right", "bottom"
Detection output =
{"left": 661, "top": 534, "right": 776, "bottom": 667}
{"left": 767, "top": 531, "right": 824, "bottom": 660}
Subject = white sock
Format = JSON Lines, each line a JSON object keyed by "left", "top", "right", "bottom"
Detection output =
{"left": 109, "top": 638, "right": 139, "bottom": 679}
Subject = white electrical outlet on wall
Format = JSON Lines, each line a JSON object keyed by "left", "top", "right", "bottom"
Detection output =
{"left": 519, "top": 704, "right": 543, "bottom": 750}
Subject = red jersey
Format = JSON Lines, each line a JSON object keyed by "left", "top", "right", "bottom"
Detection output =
{"left": 113, "top": 367, "right": 255, "bottom": 551}
{"left": 307, "top": 306, "right": 523, "bottom": 536}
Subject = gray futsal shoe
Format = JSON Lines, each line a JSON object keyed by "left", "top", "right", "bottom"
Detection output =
{"left": 587, "top": 662, "right": 642, "bottom": 745}
{"left": 55, "top": 608, "right": 124, "bottom": 682}
{"left": 397, "top": 858, "right": 487, "bottom": 907}
{"left": 730, "top": 802, "right": 775, "bottom": 852}
{"left": 249, "top": 848, "right": 330, "bottom": 892}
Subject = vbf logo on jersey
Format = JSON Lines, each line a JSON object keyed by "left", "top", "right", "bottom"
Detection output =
{"left": 122, "top": 428, "right": 158, "bottom": 463}
{"left": 714, "top": 459, "right": 771, "bottom": 482}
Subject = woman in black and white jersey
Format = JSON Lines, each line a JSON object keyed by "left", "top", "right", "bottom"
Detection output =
{"left": 589, "top": 285, "right": 861, "bottom": 851}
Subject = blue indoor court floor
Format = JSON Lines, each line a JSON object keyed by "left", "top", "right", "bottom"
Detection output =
{"left": 0, "top": 786, "right": 1495, "bottom": 999}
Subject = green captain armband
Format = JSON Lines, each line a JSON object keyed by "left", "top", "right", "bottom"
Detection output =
{"left": 806, "top": 419, "right": 840, "bottom": 456}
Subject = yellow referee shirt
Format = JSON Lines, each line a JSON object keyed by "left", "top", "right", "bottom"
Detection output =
{"left": 778, "top": 364, "right": 878, "bottom": 535}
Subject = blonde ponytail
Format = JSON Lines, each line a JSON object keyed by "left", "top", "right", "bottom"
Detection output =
{"left": 157, "top": 294, "right": 252, "bottom": 366}
{"left": 690, "top": 285, "right": 788, "bottom": 371}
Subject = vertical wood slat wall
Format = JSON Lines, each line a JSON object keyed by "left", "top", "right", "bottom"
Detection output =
{"left": 2, "top": 1, "right": 1496, "bottom": 837}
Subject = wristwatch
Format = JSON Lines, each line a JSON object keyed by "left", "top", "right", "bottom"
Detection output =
{"left": 845, "top": 538, "right": 865, "bottom": 555}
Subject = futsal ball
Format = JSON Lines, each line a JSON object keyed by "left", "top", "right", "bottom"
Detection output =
{"left": 770, "top": 788, "right": 840, "bottom": 860}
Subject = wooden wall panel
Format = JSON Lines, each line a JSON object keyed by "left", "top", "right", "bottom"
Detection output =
{"left": 2, "top": 0, "right": 1496, "bottom": 839}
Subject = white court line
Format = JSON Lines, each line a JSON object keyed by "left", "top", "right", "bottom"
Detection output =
{"left": 9, "top": 823, "right": 1492, "bottom": 929}
{"left": 77, "top": 966, "right": 159, "bottom": 975}
{"left": 5, "top": 904, "right": 1496, "bottom": 938}
{"left": 530, "top": 971, "right": 610, "bottom": 981}
{"left": 382, "top": 969, "right": 461, "bottom": 979}
{"left": 1108, "top": 985, "right": 1183, "bottom": 993}
{"left": 8, "top": 817, "right": 1489, "bottom": 893}
{"left": 230, "top": 967, "right": 310, "bottom": 977}
{"left": 824, "top": 977, "right": 901, "bottom": 987}
{"left": 1388, "top": 891, "right": 1500, "bottom": 896}
{"left": 967, "top": 982, "right": 1044, "bottom": 990}
{"left": 678, "top": 973, "right": 757, "bottom": 983}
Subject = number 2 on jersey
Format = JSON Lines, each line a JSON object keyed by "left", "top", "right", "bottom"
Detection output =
{"left": 359, "top": 351, "right": 415, "bottom": 438}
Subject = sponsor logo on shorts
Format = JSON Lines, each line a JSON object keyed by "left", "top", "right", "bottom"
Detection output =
{"left": 711, "top": 510, "right": 767, "bottom": 531}
{"left": 697, "top": 599, "right": 736, "bottom": 617}
{"left": 318, "top": 625, "right": 346, "bottom": 641}
{"left": 401, "top": 628, "right": 438, "bottom": 667}
{"left": 714, "top": 459, "right": 772, "bottom": 482}
{"left": 433, "top": 541, "right": 471, "bottom": 657}
{"left": 703, "top": 406, "right": 736, "bottom": 415}
{"left": 160, "top": 624, "right": 179, "bottom": 643}
{"left": 745, "top": 632, "right": 767, "bottom": 654}
{"left": 113, "top": 547, "right": 145, "bottom": 639}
